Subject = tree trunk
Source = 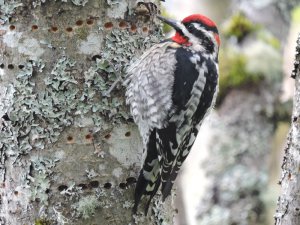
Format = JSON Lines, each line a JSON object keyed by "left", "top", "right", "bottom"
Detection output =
{"left": 275, "top": 33, "right": 300, "bottom": 225}
{"left": 0, "top": 1, "right": 174, "bottom": 224}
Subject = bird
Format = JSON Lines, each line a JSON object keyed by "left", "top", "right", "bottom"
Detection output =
{"left": 125, "top": 13, "right": 220, "bottom": 214}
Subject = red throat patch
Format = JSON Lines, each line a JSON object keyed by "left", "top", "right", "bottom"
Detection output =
{"left": 171, "top": 32, "right": 192, "bottom": 46}
{"left": 214, "top": 33, "right": 221, "bottom": 46}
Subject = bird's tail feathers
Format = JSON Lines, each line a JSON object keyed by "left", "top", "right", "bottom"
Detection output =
{"left": 133, "top": 130, "right": 161, "bottom": 214}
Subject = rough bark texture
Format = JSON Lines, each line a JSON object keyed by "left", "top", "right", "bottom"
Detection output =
{"left": 0, "top": 1, "right": 174, "bottom": 224}
{"left": 275, "top": 34, "right": 300, "bottom": 225}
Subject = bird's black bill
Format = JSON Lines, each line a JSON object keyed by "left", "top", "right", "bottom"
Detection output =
{"left": 157, "top": 15, "right": 182, "bottom": 32}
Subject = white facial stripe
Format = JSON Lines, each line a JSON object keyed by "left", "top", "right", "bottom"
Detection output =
{"left": 192, "top": 23, "right": 203, "bottom": 31}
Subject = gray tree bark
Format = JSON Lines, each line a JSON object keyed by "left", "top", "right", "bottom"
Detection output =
{"left": 275, "top": 33, "right": 300, "bottom": 225}
{"left": 0, "top": 0, "right": 174, "bottom": 224}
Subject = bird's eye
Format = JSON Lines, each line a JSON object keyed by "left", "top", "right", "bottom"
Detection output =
{"left": 186, "top": 24, "right": 193, "bottom": 30}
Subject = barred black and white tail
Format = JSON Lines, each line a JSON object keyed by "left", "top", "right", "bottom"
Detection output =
{"left": 158, "top": 125, "right": 198, "bottom": 201}
{"left": 133, "top": 130, "right": 161, "bottom": 214}
{"left": 133, "top": 125, "right": 198, "bottom": 213}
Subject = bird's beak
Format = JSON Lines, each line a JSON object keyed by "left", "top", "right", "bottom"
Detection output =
{"left": 157, "top": 15, "right": 182, "bottom": 32}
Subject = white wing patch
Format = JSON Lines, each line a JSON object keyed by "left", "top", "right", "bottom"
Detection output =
{"left": 125, "top": 42, "right": 177, "bottom": 145}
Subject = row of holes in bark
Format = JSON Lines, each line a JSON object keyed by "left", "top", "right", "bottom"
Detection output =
{"left": 8, "top": 19, "right": 94, "bottom": 32}
{"left": 66, "top": 131, "right": 131, "bottom": 143}
{"left": 57, "top": 177, "right": 137, "bottom": 192}
{"left": 0, "top": 52, "right": 134, "bottom": 72}
{"left": 8, "top": 20, "right": 148, "bottom": 33}
{"left": 0, "top": 54, "right": 104, "bottom": 70}
{"left": 0, "top": 54, "right": 99, "bottom": 70}
{"left": 0, "top": 63, "right": 24, "bottom": 70}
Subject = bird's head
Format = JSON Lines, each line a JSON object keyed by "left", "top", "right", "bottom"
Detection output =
{"left": 157, "top": 14, "right": 220, "bottom": 56}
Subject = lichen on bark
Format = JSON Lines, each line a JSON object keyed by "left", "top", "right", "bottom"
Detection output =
{"left": 0, "top": 0, "right": 172, "bottom": 224}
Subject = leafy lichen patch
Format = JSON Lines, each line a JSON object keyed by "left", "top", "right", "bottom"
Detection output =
{"left": 28, "top": 156, "right": 59, "bottom": 205}
{"left": 0, "top": 56, "right": 81, "bottom": 161}
{"left": 0, "top": 1, "right": 23, "bottom": 23}
{"left": 74, "top": 195, "right": 100, "bottom": 219}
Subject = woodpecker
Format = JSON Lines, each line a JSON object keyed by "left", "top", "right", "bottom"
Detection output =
{"left": 125, "top": 14, "right": 220, "bottom": 214}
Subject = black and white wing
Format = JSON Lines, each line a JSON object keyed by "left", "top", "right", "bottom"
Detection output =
{"left": 125, "top": 42, "right": 177, "bottom": 145}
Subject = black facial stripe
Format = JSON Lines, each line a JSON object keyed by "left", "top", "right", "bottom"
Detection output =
{"left": 195, "top": 30, "right": 214, "bottom": 53}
